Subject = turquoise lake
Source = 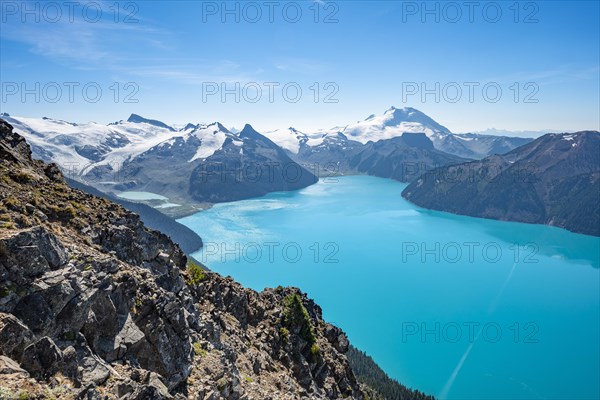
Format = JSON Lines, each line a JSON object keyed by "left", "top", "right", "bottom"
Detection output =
{"left": 178, "top": 176, "right": 600, "bottom": 400}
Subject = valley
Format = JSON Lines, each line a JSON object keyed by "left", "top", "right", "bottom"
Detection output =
{"left": 2, "top": 1, "right": 597, "bottom": 398}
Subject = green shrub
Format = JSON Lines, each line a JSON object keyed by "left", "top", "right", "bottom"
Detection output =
{"left": 16, "top": 391, "right": 31, "bottom": 400}
{"left": 193, "top": 342, "right": 207, "bottom": 357}
{"left": 279, "top": 327, "right": 290, "bottom": 343}
{"left": 282, "top": 293, "right": 317, "bottom": 347}
{"left": 47, "top": 204, "right": 77, "bottom": 222}
{"left": 309, "top": 343, "right": 321, "bottom": 362}
{"left": 186, "top": 260, "right": 206, "bottom": 285}
{"left": 64, "top": 205, "right": 77, "bottom": 219}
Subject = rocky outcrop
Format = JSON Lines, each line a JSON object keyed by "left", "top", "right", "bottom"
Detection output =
{"left": 0, "top": 118, "right": 364, "bottom": 399}
{"left": 66, "top": 177, "right": 203, "bottom": 254}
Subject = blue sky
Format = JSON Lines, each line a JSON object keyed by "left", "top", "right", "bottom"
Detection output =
{"left": 1, "top": 0, "right": 599, "bottom": 133}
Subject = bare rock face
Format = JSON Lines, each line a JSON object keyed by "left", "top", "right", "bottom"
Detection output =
{"left": 0, "top": 118, "right": 364, "bottom": 399}
{"left": 0, "top": 226, "right": 69, "bottom": 280}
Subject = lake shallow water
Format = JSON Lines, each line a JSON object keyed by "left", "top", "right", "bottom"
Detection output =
{"left": 116, "top": 191, "right": 168, "bottom": 201}
{"left": 179, "top": 176, "right": 600, "bottom": 399}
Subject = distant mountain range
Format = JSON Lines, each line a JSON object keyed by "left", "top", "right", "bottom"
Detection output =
{"left": 461, "top": 128, "right": 563, "bottom": 138}
{"left": 264, "top": 107, "right": 534, "bottom": 160}
{"left": 0, "top": 108, "right": 548, "bottom": 214}
{"left": 402, "top": 131, "right": 600, "bottom": 236}
{"left": 1, "top": 112, "right": 316, "bottom": 206}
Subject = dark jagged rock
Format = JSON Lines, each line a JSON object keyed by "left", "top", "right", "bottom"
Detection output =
{"left": 21, "top": 337, "right": 63, "bottom": 379}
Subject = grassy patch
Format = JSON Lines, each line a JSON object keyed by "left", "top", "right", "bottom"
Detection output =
{"left": 0, "top": 222, "right": 16, "bottom": 229}
{"left": 47, "top": 204, "right": 77, "bottom": 222}
{"left": 193, "top": 342, "right": 207, "bottom": 357}
{"left": 3, "top": 196, "right": 19, "bottom": 209}
{"left": 10, "top": 171, "right": 36, "bottom": 184}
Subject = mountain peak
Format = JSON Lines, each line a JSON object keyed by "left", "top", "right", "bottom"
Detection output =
{"left": 182, "top": 123, "right": 199, "bottom": 131}
{"left": 127, "top": 114, "right": 175, "bottom": 131}
{"left": 384, "top": 106, "right": 421, "bottom": 115}
{"left": 215, "top": 122, "right": 230, "bottom": 133}
{"left": 343, "top": 106, "right": 451, "bottom": 144}
{"left": 238, "top": 124, "right": 261, "bottom": 140}
{"left": 240, "top": 123, "right": 255, "bottom": 133}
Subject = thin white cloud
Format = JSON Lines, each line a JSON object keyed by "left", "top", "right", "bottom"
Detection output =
{"left": 0, "top": 0, "right": 171, "bottom": 67}
{"left": 273, "top": 57, "right": 330, "bottom": 74}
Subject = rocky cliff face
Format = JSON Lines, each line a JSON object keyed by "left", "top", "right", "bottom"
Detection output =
{"left": 0, "top": 118, "right": 363, "bottom": 399}
{"left": 402, "top": 131, "right": 600, "bottom": 236}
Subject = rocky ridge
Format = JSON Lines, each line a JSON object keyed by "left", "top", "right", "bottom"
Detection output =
{"left": 0, "top": 118, "right": 365, "bottom": 399}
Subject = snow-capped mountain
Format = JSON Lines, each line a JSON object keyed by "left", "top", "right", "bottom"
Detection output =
{"left": 343, "top": 106, "right": 452, "bottom": 144}
{"left": 121, "top": 123, "right": 316, "bottom": 203}
{"left": 1, "top": 113, "right": 183, "bottom": 171}
{"left": 262, "top": 118, "right": 467, "bottom": 180}
{"left": 1, "top": 113, "right": 316, "bottom": 204}
{"left": 0, "top": 108, "right": 535, "bottom": 208}
{"left": 262, "top": 126, "right": 344, "bottom": 155}
{"left": 149, "top": 122, "right": 238, "bottom": 163}
{"left": 451, "top": 133, "right": 533, "bottom": 158}
{"left": 1, "top": 113, "right": 248, "bottom": 174}
{"left": 263, "top": 107, "right": 533, "bottom": 160}
{"left": 122, "top": 113, "right": 177, "bottom": 131}
{"left": 262, "top": 106, "right": 452, "bottom": 153}
{"left": 463, "top": 128, "right": 559, "bottom": 138}
{"left": 262, "top": 127, "right": 309, "bottom": 154}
